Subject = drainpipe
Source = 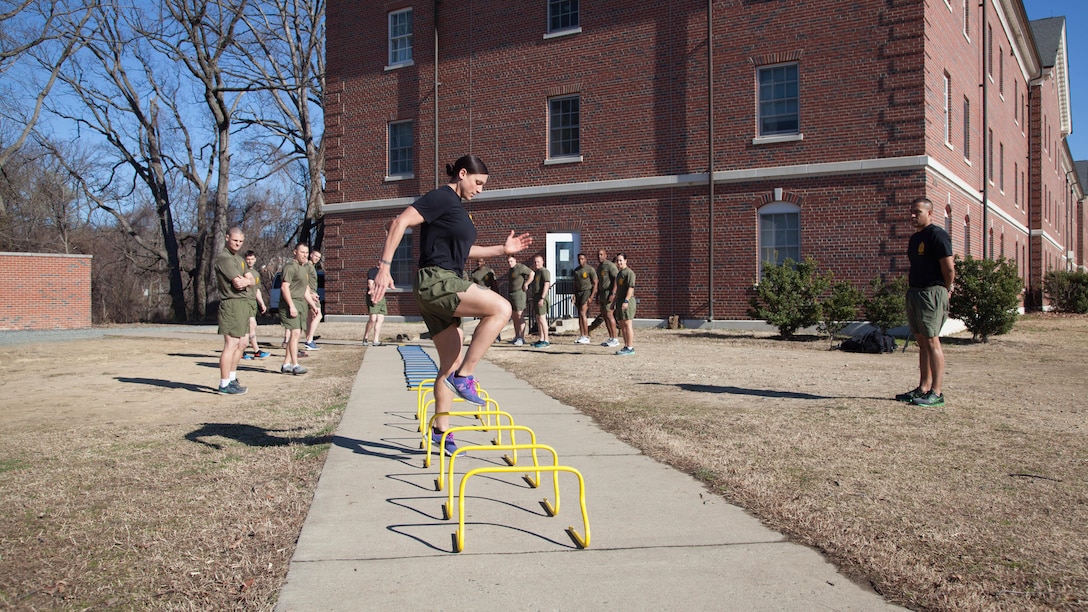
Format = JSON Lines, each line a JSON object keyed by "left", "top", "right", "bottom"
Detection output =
{"left": 981, "top": 0, "right": 989, "bottom": 259}
{"left": 434, "top": 0, "right": 440, "bottom": 189}
{"left": 707, "top": 0, "right": 715, "bottom": 321}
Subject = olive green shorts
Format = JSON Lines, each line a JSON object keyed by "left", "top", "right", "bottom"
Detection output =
{"left": 218, "top": 298, "right": 255, "bottom": 338}
{"left": 575, "top": 289, "right": 593, "bottom": 308}
{"left": 414, "top": 266, "right": 473, "bottom": 337}
{"left": 367, "top": 295, "right": 388, "bottom": 315}
{"left": 906, "top": 286, "right": 948, "bottom": 338}
{"left": 508, "top": 291, "right": 527, "bottom": 312}
{"left": 597, "top": 291, "right": 613, "bottom": 308}
{"left": 279, "top": 299, "right": 307, "bottom": 330}
{"left": 534, "top": 294, "right": 551, "bottom": 315}
{"left": 614, "top": 297, "right": 636, "bottom": 321}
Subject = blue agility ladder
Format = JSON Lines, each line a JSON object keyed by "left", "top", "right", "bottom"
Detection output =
{"left": 397, "top": 345, "right": 438, "bottom": 389}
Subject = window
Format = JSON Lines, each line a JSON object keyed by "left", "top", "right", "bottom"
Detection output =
{"left": 963, "top": 0, "right": 970, "bottom": 38}
{"left": 388, "top": 9, "right": 413, "bottom": 67}
{"left": 1014, "top": 162, "right": 1019, "bottom": 205}
{"left": 758, "top": 202, "right": 801, "bottom": 275}
{"left": 987, "top": 25, "right": 993, "bottom": 77}
{"left": 390, "top": 230, "right": 414, "bottom": 287}
{"left": 758, "top": 64, "right": 799, "bottom": 136}
{"left": 945, "top": 206, "right": 953, "bottom": 237}
{"left": 999, "top": 143, "right": 1004, "bottom": 191}
{"left": 999, "top": 47, "right": 1004, "bottom": 95}
{"left": 388, "top": 121, "right": 413, "bottom": 177}
{"left": 548, "top": 0, "right": 578, "bottom": 33}
{"left": 1014, "top": 81, "right": 1018, "bottom": 122}
{"left": 943, "top": 73, "right": 952, "bottom": 145}
{"left": 964, "top": 216, "right": 972, "bottom": 257}
{"left": 963, "top": 97, "right": 971, "bottom": 159}
{"left": 987, "top": 128, "right": 993, "bottom": 182}
{"left": 548, "top": 95, "right": 581, "bottom": 158}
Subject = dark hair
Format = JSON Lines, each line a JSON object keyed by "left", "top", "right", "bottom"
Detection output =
{"left": 244, "top": 250, "right": 256, "bottom": 257}
{"left": 615, "top": 252, "right": 627, "bottom": 261}
{"left": 295, "top": 242, "right": 310, "bottom": 251}
{"left": 446, "top": 154, "right": 489, "bottom": 178}
{"left": 912, "top": 197, "right": 933, "bottom": 210}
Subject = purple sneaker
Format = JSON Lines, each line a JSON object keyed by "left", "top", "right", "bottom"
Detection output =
{"left": 431, "top": 429, "right": 458, "bottom": 456}
{"left": 445, "top": 372, "right": 485, "bottom": 405}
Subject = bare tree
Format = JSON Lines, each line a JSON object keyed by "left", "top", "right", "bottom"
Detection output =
{"left": 234, "top": 0, "right": 324, "bottom": 247}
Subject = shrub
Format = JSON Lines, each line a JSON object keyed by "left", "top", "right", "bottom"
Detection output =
{"left": 748, "top": 257, "right": 830, "bottom": 339}
{"left": 817, "top": 280, "right": 864, "bottom": 343}
{"left": 949, "top": 256, "right": 1022, "bottom": 342}
{"left": 863, "top": 275, "right": 908, "bottom": 334}
{"left": 1043, "top": 270, "right": 1088, "bottom": 313}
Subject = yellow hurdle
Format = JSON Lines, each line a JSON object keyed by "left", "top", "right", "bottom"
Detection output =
{"left": 432, "top": 424, "right": 540, "bottom": 490}
{"left": 422, "top": 411, "right": 518, "bottom": 468}
{"left": 415, "top": 381, "right": 496, "bottom": 430}
{"left": 451, "top": 461, "right": 591, "bottom": 553}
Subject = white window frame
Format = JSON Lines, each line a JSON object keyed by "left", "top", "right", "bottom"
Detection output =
{"left": 943, "top": 73, "right": 952, "bottom": 147}
{"left": 546, "top": 0, "right": 580, "bottom": 37}
{"left": 547, "top": 95, "right": 582, "bottom": 162}
{"left": 756, "top": 63, "right": 800, "bottom": 140}
{"left": 387, "top": 8, "right": 413, "bottom": 69}
{"left": 758, "top": 202, "right": 801, "bottom": 276}
{"left": 387, "top": 120, "right": 414, "bottom": 180}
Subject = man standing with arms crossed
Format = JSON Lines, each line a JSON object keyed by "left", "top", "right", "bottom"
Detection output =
{"left": 506, "top": 255, "right": 533, "bottom": 346}
{"left": 896, "top": 197, "right": 955, "bottom": 407}
{"left": 595, "top": 248, "right": 620, "bottom": 348}
{"left": 572, "top": 253, "right": 598, "bottom": 344}
{"left": 280, "top": 243, "right": 318, "bottom": 375}
{"left": 214, "top": 227, "right": 254, "bottom": 395}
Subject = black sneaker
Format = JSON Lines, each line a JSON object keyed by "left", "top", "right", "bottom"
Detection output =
{"left": 895, "top": 387, "right": 923, "bottom": 402}
{"left": 911, "top": 390, "right": 945, "bottom": 407}
{"left": 218, "top": 382, "right": 246, "bottom": 395}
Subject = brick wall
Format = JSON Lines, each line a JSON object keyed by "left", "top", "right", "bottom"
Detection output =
{"left": 0, "top": 253, "right": 93, "bottom": 331}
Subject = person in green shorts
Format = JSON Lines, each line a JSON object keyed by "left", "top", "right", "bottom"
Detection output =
{"left": 529, "top": 254, "right": 551, "bottom": 348}
{"left": 302, "top": 249, "right": 322, "bottom": 351}
{"left": 897, "top": 197, "right": 954, "bottom": 407}
{"left": 364, "top": 266, "right": 387, "bottom": 346}
{"left": 279, "top": 243, "right": 318, "bottom": 375}
{"left": 595, "top": 249, "right": 620, "bottom": 347}
{"left": 572, "top": 252, "right": 598, "bottom": 344}
{"left": 214, "top": 227, "right": 255, "bottom": 394}
{"left": 242, "top": 250, "right": 270, "bottom": 360}
{"left": 612, "top": 252, "right": 636, "bottom": 355}
{"left": 370, "top": 155, "right": 533, "bottom": 456}
{"left": 506, "top": 255, "right": 532, "bottom": 346}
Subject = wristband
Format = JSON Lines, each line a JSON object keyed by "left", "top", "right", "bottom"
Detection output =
{"left": 378, "top": 259, "right": 392, "bottom": 266}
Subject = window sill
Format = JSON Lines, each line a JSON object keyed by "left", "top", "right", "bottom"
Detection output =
{"left": 544, "top": 155, "right": 583, "bottom": 165}
{"left": 385, "top": 60, "right": 414, "bottom": 71}
{"left": 385, "top": 173, "right": 414, "bottom": 182}
{"left": 752, "top": 133, "right": 803, "bottom": 145}
{"left": 945, "top": 141, "right": 954, "bottom": 151}
{"left": 544, "top": 27, "right": 581, "bottom": 40}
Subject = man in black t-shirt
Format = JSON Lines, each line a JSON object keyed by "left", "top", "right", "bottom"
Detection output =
{"left": 896, "top": 197, "right": 955, "bottom": 407}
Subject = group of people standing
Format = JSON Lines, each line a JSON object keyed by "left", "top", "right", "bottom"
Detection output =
{"left": 472, "top": 249, "right": 635, "bottom": 355}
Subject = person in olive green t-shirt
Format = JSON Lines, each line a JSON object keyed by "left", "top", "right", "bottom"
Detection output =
{"left": 572, "top": 253, "right": 598, "bottom": 344}
{"left": 529, "top": 254, "right": 551, "bottom": 347}
{"left": 302, "top": 249, "right": 323, "bottom": 351}
{"left": 279, "top": 243, "right": 319, "bottom": 375}
{"left": 468, "top": 258, "right": 496, "bottom": 290}
{"left": 214, "top": 227, "right": 255, "bottom": 394}
{"left": 506, "top": 255, "right": 533, "bottom": 345}
{"left": 612, "top": 252, "right": 636, "bottom": 356}
{"left": 594, "top": 249, "right": 620, "bottom": 347}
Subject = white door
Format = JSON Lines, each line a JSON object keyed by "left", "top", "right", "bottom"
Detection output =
{"left": 545, "top": 232, "right": 579, "bottom": 319}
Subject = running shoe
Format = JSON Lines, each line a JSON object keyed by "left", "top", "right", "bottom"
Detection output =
{"left": 303, "top": 341, "right": 320, "bottom": 350}
{"left": 431, "top": 429, "right": 458, "bottom": 456}
{"left": 255, "top": 350, "right": 270, "bottom": 359}
{"left": 895, "top": 387, "right": 923, "bottom": 402}
{"left": 602, "top": 338, "right": 621, "bottom": 348}
{"left": 218, "top": 382, "right": 246, "bottom": 395}
{"left": 512, "top": 338, "right": 525, "bottom": 346}
{"left": 242, "top": 353, "right": 254, "bottom": 360}
{"left": 911, "top": 390, "right": 944, "bottom": 407}
{"left": 575, "top": 336, "right": 591, "bottom": 344}
{"left": 445, "top": 372, "right": 485, "bottom": 405}
{"left": 615, "top": 346, "right": 635, "bottom": 356}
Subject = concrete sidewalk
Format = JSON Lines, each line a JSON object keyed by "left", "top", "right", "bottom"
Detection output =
{"left": 275, "top": 344, "right": 902, "bottom": 611}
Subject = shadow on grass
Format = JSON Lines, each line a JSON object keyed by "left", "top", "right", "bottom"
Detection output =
{"left": 185, "top": 423, "right": 331, "bottom": 449}
{"left": 638, "top": 381, "right": 832, "bottom": 400}
{"left": 334, "top": 435, "right": 424, "bottom": 461}
{"left": 115, "top": 377, "right": 218, "bottom": 394}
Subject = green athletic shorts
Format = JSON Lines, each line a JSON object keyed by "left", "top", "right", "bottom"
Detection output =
{"left": 414, "top": 266, "right": 473, "bottom": 337}
{"left": 575, "top": 289, "right": 593, "bottom": 308}
{"left": 906, "top": 285, "right": 948, "bottom": 338}
{"left": 218, "top": 298, "right": 254, "bottom": 338}
{"left": 508, "top": 290, "right": 527, "bottom": 312}
{"left": 367, "top": 295, "right": 388, "bottom": 315}
{"left": 534, "top": 294, "right": 551, "bottom": 315}
{"left": 279, "top": 299, "right": 307, "bottom": 330}
{"left": 614, "top": 297, "right": 636, "bottom": 321}
{"left": 597, "top": 291, "right": 613, "bottom": 308}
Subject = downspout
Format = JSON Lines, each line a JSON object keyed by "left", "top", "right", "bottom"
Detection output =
{"left": 434, "top": 0, "right": 440, "bottom": 189}
{"left": 981, "top": 0, "right": 989, "bottom": 259}
{"left": 707, "top": 0, "right": 715, "bottom": 321}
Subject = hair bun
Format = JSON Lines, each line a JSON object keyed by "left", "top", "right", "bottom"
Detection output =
{"left": 445, "top": 163, "right": 456, "bottom": 176}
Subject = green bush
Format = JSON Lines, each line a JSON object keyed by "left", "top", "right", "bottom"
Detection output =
{"left": 817, "top": 280, "right": 864, "bottom": 343}
{"left": 748, "top": 257, "right": 830, "bottom": 339}
{"left": 949, "top": 256, "right": 1022, "bottom": 342}
{"left": 863, "top": 275, "right": 908, "bottom": 334}
{"left": 1043, "top": 270, "right": 1088, "bottom": 313}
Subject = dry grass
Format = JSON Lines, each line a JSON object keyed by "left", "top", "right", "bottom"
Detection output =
{"left": 0, "top": 333, "right": 362, "bottom": 610}
{"left": 485, "top": 313, "right": 1088, "bottom": 611}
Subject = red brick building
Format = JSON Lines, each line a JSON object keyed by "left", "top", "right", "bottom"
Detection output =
{"left": 321, "top": 0, "right": 1084, "bottom": 321}
{"left": 0, "top": 253, "right": 92, "bottom": 330}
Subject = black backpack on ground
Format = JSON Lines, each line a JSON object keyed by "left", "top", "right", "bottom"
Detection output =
{"left": 840, "top": 329, "right": 896, "bottom": 353}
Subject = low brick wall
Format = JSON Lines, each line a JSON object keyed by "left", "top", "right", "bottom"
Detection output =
{"left": 0, "top": 252, "right": 93, "bottom": 331}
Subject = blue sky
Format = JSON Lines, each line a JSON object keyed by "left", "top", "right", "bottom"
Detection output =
{"left": 1023, "top": 1, "right": 1088, "bottom": 160}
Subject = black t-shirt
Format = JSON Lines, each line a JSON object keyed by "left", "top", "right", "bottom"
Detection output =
{"left": 907, "top": 223, "right": 953, "bottom": 288}
{"left": 412, "top": 185, "right": 477, "bottom": 275}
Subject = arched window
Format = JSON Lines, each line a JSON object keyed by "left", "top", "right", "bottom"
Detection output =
{"left": 758, "top": 202, "right": 801, "bottom": 275}
{"left": 964, "top": 215, "right": 972, "bottom": 257}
